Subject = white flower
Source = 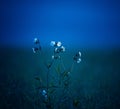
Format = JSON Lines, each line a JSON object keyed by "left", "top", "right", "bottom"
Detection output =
{"left": 42, "top": 90, "right": 47, "bottom": 95}
{"left": 61, "top": 46, "right": 65, "bottom": 52}
{"left": 54, "top": 46, "right": 65, "bottom": 53}
{"left": 75, "top": 51, "right": 81, "bottom": 58}
{"left": 34, "top": 38, "right": 39, "bottom": 44}
{"left": 54, "top": 48, "right": 59, "bottom": 53}
{"left": 32, "top": 47, "right": 38, "bottom": 53}
{"left": 50, "top": 41, "right": 62, "bottom": 47}
{"left": 77, "top": 58, "right": 81, "bottom": 63}
{"left": 57, "top": 41, "right": 62, "bottom": 47}
{"left": 78, "top": 51, "right": 81, "bottom": 57}
{"left": 50, "top": 41, "right": 56, "bottom": 46}
{"left": 42, "top": 90, "right": 47, "bottom": 99}
{"left": 73, "top": 51, "right": 82, "bottom": 63}
{"left": 52, "top": 55, "right": 55, "bottom": 59}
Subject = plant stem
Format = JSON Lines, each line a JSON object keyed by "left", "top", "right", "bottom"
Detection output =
{"left": 46, "top": 60, "right": 54, "bottom": 109}
{"left": 70, "top": 61, "right": 74, "bottom": 72}
{"left": 60, "top": 58, "right": 66, "bottom": 71}
{"left": 47, "top": 69, "right": 49, "bottom": 95}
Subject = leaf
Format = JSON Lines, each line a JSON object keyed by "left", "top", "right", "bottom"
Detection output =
{"left": 63, "top": 80, "right": 70, "bottom": 87}
{"left": 34, "top": 76, "right": 42, "bottom": 81}
{"left": 73, "top": 99, "right": 79, "bottom": 107}
{"left": 45, "top": 61, "right": 53, "bottom": 69}
{"left": 49, "top": 82, "right": 59, "bottom": 88}
{"left": 55, "top": 65, "right": 61, "bottom": 74}
{"left": 63, "top": 71, "right": 68, "bottom": 77}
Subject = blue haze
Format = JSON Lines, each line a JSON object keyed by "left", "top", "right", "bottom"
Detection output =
{"left": 0, "top": 0, "right": 120, "bottom": 48}
{"left": 0, "top": 1, "right": 120, "bottom": 109}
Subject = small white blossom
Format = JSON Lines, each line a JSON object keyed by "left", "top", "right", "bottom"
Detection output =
{"left": 77, "top": 58, "right": 81, "bottom": 63}
{"left": 32, "top": 47, "right": 38, "bottom": 53}
{"left": 73, "top": 51, "right": 82, "bottom": 63}
{"left": 61, "top": 46, "right": 65, "bottom": 52}
{"left": 54, "top": 48, "right": 59, "bottom": 53}
{"left": 57, "top": 41, "right": 62, "bottom": 47}
{"left": 34, "top": 38, "right": 39, "bottom": 44}
{"left": 42, "top": 90, "right": 47, "bottom": 99}
{"left": 50, "top": 41, "right": 56, "bottom": 46}
{"left": 42, "top": 90, "right": 47, "bottom": 95}
{"left": 54, "top": 46, "right": 65, "bottom": 53}
{"left": 78, "top": 51, "right": 81, "bottom": 57}
{"left": 50, "top": 41, "right": 62, "bottom": 47}
{"left": 52, "top": 55, "right": 54, "bottom": 59}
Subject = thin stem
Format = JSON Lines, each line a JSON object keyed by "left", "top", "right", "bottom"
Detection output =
{"left": 39, "top": 50, "right": 46, "bottom": 65}
{"left": 60, "top": 58, "right": 66, "bottom": 71}
{"left": 47, "top": 69, "right": 49, "bottom": 94}
{"left": 69, "top": 61, "right": 74, "bottom": 72}
{"left": 46, "top": 69, "right": 51, "bottom": 109}
{"left": 46, "top": 59, "right": 54, "bottom": 109}
{"left": 46, "top": 59, "right": 54, "bottom": 90}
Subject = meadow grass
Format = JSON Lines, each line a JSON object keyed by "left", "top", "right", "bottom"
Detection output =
{"left": 0, "top": 47, "right": 120, "bottom": 109}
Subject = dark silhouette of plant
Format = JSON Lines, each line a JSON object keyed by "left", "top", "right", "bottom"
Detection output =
{"left": 32, "top": 38, "right": 82, "bottom": 109}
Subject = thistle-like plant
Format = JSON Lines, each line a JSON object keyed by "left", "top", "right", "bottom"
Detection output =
{"left": 32, "top": 38, "right": 82, "bottom": 109}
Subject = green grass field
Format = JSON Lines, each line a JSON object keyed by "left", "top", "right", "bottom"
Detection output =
{"left": 0, "top": 47, "right": 120, "bottom": 109}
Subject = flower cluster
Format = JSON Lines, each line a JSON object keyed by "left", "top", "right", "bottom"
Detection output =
{"left": 50, "top": 41, "right": 62, "bottom": 47}
{"left": 50, "top": 41, "right": 65, "bottom": 59}
{"left": 32, "top": 38, "right": 41, "bottom": 53}
{"left": 41, "top": 89, "right": 47, "bottom": 99}
{"left": 32, "top": 38, "right": 82, "bottom": 108}
{"left": 73, "top": 51, "right": 81, "bottom": 63}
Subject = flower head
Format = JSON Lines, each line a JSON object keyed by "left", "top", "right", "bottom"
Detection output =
{"left": 54, "top": 48, "right": 60, "bottom": 53}
{"left": 77, "top": 58, "right": 81, "bottom": 63}
{"left": 78, "top": 51, "right": 81, "bottom": 57}
{"left": 32, "top": 46, "right": 41, "bottom": 53}
{"left": 32, "top": 38, "right": 41, "bottom": 53}
{"left": 42, "top": 90, "right": 47, "bottom": 98}
{"left": 60, "top": 46, "right": 65, "bottom": 52}
{"left": 50, "top": 41, "right": 65, "bottom": 60}
{"left": 73, "top": 51, "right": 81, "bottom": 63}
{"left": 42, "top": 90, "right": 47, "bottom": 95}
{"left": 50, "top": 41, "right": 62, "bottom": 47}
{"left": 34, "top": 38, "right": 39, "bottom": 44}
{"left": 50, "top": 41, "right": 56, "bottom": 47}
{"left": 54, "top": 46, "right": 65, "bottom": 54}
{"left": 32, "top": 47, "right": 39, "bottom": 53}
{"left": 57, "top": 41, "right": 62, "bottom": 47}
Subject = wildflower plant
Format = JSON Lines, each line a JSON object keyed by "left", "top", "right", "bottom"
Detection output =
{"left": 32, "top": 38, "right": 41, "bottom": 53}
{"left": 32, "top": 38, "right": 82, "bottom": 109}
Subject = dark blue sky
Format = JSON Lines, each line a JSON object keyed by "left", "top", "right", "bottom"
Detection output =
{"left": 0, "top": 0, "right": 120, "bottom": 48}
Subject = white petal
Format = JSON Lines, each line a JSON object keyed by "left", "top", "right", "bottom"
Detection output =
{"left": 77, "top": 58, "right": 81, "bottom": 63}
{"left": 55, "top": 48, "right": 58, "bottom": 52}
{"left": 57, "top": 41, "right": 62, "bottom": 47}
{"left": 52, "top": 55, "right": 54, "bottom": 59}
{"left": 34, "top": 38, "right": 39, "bottom": 44}
{"left": 78, "top": 51, "right": 81, "bottom": 57}
{"left": 61, "top": 46, "right": 65, "bottom": 52}
{"left": 50, "top": 41, "right": 56, "bottom": 46}
{"left": 42, "top": 90, "right": 47, "bottom": 95}
{"left": 32, "top": 48, "right": 36, "bottom": 53}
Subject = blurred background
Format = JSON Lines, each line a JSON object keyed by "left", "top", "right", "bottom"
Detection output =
{"left": 0, "top": 0, "right": 120, "bottom": 109}
{"left": 0, "top": 0, "right": 120, "bottom": 48}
